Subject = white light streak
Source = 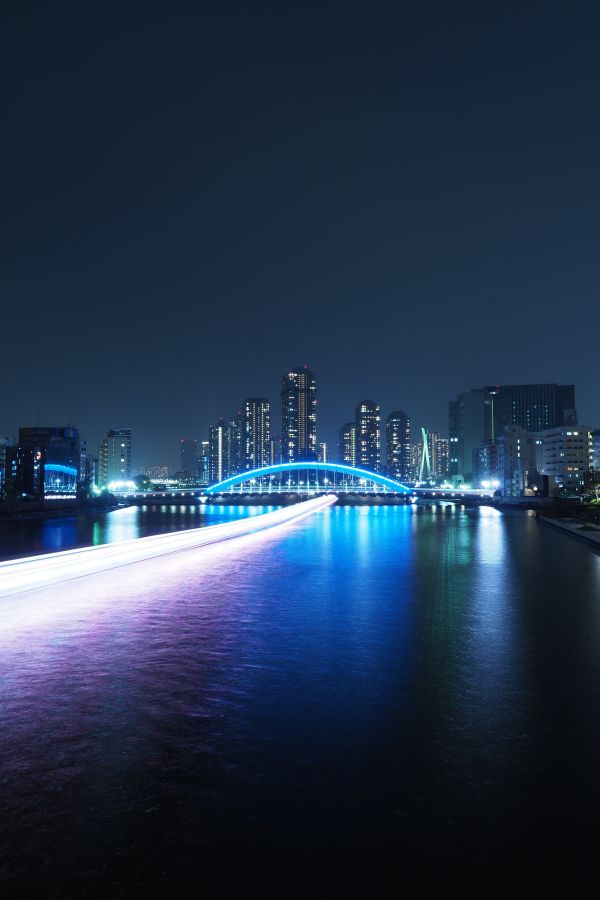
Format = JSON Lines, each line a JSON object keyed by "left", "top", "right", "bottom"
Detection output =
{"left": 0, "top": 496, "right": 336, "bottom": 599}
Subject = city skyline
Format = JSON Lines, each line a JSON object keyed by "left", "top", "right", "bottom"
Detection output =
{"left": 3, "top": 366, "right": 595, "bottom": 473}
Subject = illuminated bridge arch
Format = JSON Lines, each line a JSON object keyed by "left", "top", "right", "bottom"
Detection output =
{"left": 206, "top": 462, "right": 411, "bottom": 495}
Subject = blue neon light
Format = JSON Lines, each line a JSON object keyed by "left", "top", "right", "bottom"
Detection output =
{"left": 45, "top": 464, "right": 78, "bottom": 477}
{"left": 206, "top": 462, "right": 411, "bottom": 494}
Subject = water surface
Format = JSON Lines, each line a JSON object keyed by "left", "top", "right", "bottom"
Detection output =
{"left": 1, "top": 504, "right": 599, "bottom": 894}
{"left": 0, "top": 503, "right": 264, "bottom": 560}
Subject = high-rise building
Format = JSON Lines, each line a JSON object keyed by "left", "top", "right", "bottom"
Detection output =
{"left": 427, "top": 431, "right": 450, "bottom": 481}
{"left": 413, "top": 428, "right": 449, "bottom": 483}
{"left": 386, "top": 411, "right": 411, "bottom": 481}
{"left": 19, "top": 426, "right": 81, "bottom": 496}
{"left": 198, "top": 441, "right": 210, "bottom": 485}
{"left": 242, "top": 399, "right": 270, "bottom": 471}
{"left": 448, "top": 389, "right": 486, "bottom": 481}
{"left": 339, "top": 423, "right": 356, "bottom": 467}
{"left": 450, "top": 384, "right": 577, "bottom": 481}
{"left": 318, "top": 442, "right": 328, "bottom": 463}
{"left": 180, "top": 438, "right": 199, "bottom": 477}
{"left": 225, "top": 413, "right": 242, "bottom": 477}
{"left": 208, "top": 420, "right": 225, "bottom": 484}
{"left": 356, "top": 401, "right": 381, "bottom": 472}
{"left": 281, "top": 367, "right": 317, "bottom": 462}
{"left": 409, "top": 442, "right": 422, "bottom": 481}
{"left": 99, "top": 428, "right": 132, "bottom": 487}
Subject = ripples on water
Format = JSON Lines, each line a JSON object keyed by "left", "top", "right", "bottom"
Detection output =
{"left": 1, "top": 504, "right": 600, "bottom": 894}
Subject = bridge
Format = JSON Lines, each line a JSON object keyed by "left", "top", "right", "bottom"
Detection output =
{"left": 115, "top": 462, "right": 495, "bottom": 503}
{"left": 206, "top": 462, "right": 411, "bottom": 495}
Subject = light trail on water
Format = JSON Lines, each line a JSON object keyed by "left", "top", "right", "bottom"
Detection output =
{"left": 0, "top": 495, "right": 336, "bottom": 600}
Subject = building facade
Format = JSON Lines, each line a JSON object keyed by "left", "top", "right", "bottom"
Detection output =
{"left": 537, "top": 426, "right": 592, "bottom": 492}
{"left": 496, "top": 426, "right": 538, "bottom": 497}
{"left": 19, "top": 426, "right": 81, "bottom": 497}
{"left": 448, "top": 389, "right": 487, "bottom": 482}
{"left": 198, "top": 441, "right": 210, "bottom": 485}
{"left": 225, "top": 414, "right": 243, "bottom": 478}
{"left": 242, "top": 399, "right": 271, "bottom": 471}
{"left": 356, "top": 401, "right": 381, "bottom": 472}
{"left": 281, "top": 367, "right": 317, "bottom": 462}
{"left": 473, "top": 426, "right": 538, "bottom": 496}
{"left": 4, "top": 446, "right": 45, "bottom": 499}
{"left": 98, "top": 428, "right": 132, "bottom": 487}
{"left": 339, "top": 423, "right": 356, "bottom": 467}
{"left": 208, "top": 420, "right": 225, "bottom": 484}
{"left": 386, "top": 411, "right": 411, "bottom": 481}
{"left": 431, "top": 434, "right": 449, "bottom": 481}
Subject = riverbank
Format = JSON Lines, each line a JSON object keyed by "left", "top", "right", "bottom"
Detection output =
{"left": 539, "top": 515, "right": 600, "bottom": 550}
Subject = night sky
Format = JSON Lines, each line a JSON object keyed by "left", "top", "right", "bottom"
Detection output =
{"left": 3, "top": 3, "right": 599, "bottom": 468}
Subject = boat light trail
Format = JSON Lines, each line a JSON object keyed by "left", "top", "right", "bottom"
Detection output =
{"left": 0, "top": 495, "right": 336, "bottom": 599}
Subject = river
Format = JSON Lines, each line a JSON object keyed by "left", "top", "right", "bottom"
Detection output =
{"left": 1, "top": 502, "right": 599, "bottom": 893}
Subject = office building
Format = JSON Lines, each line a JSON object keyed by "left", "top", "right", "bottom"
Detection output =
{"left": 450, "top": 384, "right": 577, "bottom": 481}
{"left": 281, "top": 366, "right": 317, "bottom": 462}
{"left": 180, "top": 439, "right": 199, "bottom": 477}
{"left": 339, "top": 423, "right": 356, "bottom": 467}
{"left": 99, "top": 428, "right": 132, "bottom": 487}
{"left": 19, "top": 425, "right": 81, "bottom": 497}
{"left": 356, "top": 401, "right": 381, "bottom": 472}
{"left": 4, "top": 446, "right": 45, "bottom": 498}
{"left": 242, "top": 399, "right": 270, "bottom": 470}
{"left": 497, "top": 427, "right": 538, "bottom": 497}
{"left": 474, "top": 427, "right": 538, "bottom": 496}
{"left": 386, "top": 411, "right": 411, "bottom": 481}
{"left": 448, "top": 389, "right": 486, "bottom": 481}
{"left": 485, "top": 383, "right": 576, "bottom": 437}
{"left": 537, "top": 426, "right": 593, "bottom": 492}
{"left": 318, "top": 442, "right": 328, "bottom": 463}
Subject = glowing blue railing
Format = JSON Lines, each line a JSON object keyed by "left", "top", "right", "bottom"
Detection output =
{"left": 206, "top": 462, "right": 411, "bottom": 495}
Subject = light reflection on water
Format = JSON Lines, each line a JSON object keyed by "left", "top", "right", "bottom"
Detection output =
{"left": 1, "top": 504, "right": 600, "bottom": 893}
{"left": 0, "top": 503, "right": 268, "bottom": 560}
